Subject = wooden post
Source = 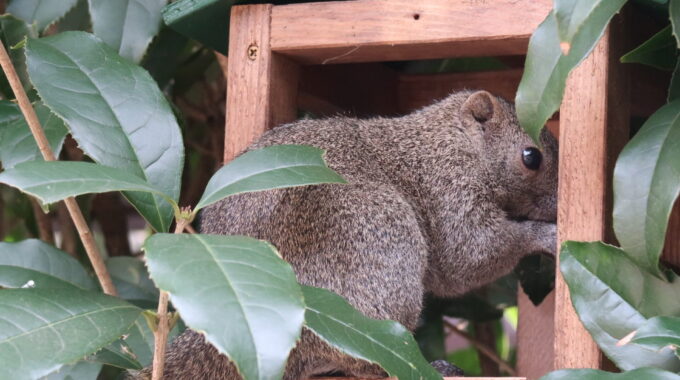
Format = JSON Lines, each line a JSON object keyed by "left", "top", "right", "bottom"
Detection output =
{"left": 554, "top": 13, "right": 630, "bottom": 370}
{"left": 225, "top": 4, "right": 300, "bottom": 163}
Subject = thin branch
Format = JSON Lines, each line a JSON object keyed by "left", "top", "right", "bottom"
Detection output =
{"left": 152, "top": 218, "right": 189, "bottom": 380}
{"left": 0, "top": 40, "right": 117, "bottom": 295}
{"left": 185, "top": 224, "right": 197, "bottom": 234}
{"left": 443, "top": 319, "right": 517, "bottom": 376}
{"left": 30, "top": 198, "right": 54, "bottom": 245}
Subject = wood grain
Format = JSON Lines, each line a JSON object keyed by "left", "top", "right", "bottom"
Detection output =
{"left": 555, "top": 12, "right": 630, "bottom": 369}
{"left": 397, "top": 69, "right": 523, "bottom": 113}
{"left": 270, "top": 0, "right": 552, "bottom": 64}
{"left": 225, "top": 5, "right": 300, "bottom": 163}
{"left": 516, "top": 291, "right": 555, "bottom": 380}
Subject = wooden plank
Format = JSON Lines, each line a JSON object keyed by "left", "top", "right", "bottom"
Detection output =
{"left": 397, "top": 69, "right": 523, "bottom": 113}
{"left": 225, "top": 4, "right": 300, "bottom": 163}
{"left": 516, "top": 291, "right": 554, "bottom": 380}
{"left": 270, "top": 0, "right": 552, "bottom": 64}
{"left": 555, "top": 11, "right": 630, "bottom": 370}
{"left": 299, "top": 63, "right": 400, "bottom": 117}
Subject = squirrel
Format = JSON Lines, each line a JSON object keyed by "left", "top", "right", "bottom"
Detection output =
{"left": 132, "top": 90, "right": 558, "bottom": 379}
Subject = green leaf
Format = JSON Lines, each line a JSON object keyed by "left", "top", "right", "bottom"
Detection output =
{"left": 144, "top": 234, "right": 305, "bottom": 380}
{"left": 0, "top": 238, "right": 96, "bottom": 289}
{"left": 195, "top": 145, "right": 346, "bottom": 211}
{"left": 613, "top": 100, "right": 680, "bottom": 277}
{"left": 671, "top": 0, "right": 680, "bottom": 48}
{"left": 669, "top": 59, "right": 680, "bottom": 101}
{"left": 621, "top": 25, "right": 678, "bottom": 71}
{"left": 303, "top": 285, "right": 442, "bottom": 380}
{"left": 0, "top": 101, "right": 68, "bottom": 169}
{"left": 162, "top": 0, "right": 232, "bottom": 54}
{"left": 121, "top": 313, "right": 184, "bottom": 367}
{"left": 25, "top": 31, "right": 184, "bottom": 232}
{"left": 630, "top": 316, "right": 680, "bottom": 356}
{"left": 41, "top": 361, "right": 102, "bottom": 380}
{"left": 0, "top": 161, "right": 172, "bottom": 207}
{"left": 516, "top": 0, "right": 627, "bottom": 142}
{"left": 142, "top": 26, "right": 191, "bottom": 89}
{"left": 560, "top": 241, "right": 680, "bottom": 371}
{"left": 87, "top": 339, "right": 142, "bottom": 370}
{"left": 539, "top": 367, "right": 680, "bottom": 380}
{"left": 0, "top": 288, "right": 141, "bottom": 380}
{"left": 0, "top": 14, "right": 36, "bottom": 98}
{"left": 56, "top": 0, "right": 91, "bottom": 33}
{"left": 7, "top": 0, "right": 79, "bottom": 31}
{"left": 88, "top": 0, "right": 167, "bottom": 63}
{"left": 107, "top": 257, "right": 159, "bottom": 302}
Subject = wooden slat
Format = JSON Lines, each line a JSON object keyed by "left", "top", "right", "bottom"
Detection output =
{"left": 554, "top": 12, "right": 630, "bottom": 370}
{"left": 270, "top": 0, "right": 552, "bottom": 64}
{"left": 397, "top": 69, "right": 523, "bottom": 113}
{"left": 516, "top": 291, "right": 555, "bottom": 380}
{"left": 299, "top": 63, "right": 400, "bottom": 117}
{"left": 225, "top": 4, "right": 300, "bottom": 163}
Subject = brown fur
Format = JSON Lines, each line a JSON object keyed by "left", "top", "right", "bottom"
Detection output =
{"left": 131, "top": 90, "right": 558, "bottom": 379}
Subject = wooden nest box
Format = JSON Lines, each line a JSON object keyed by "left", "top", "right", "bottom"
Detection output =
{"left": 221, "top": 1, "right": 680, "bottom": 379}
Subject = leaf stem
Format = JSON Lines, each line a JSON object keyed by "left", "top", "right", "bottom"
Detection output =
{"left": 151, "top": 218, "right": 188, "bottom": 380}
{"left": 0, "top": 39, "right": 118, "bottom": 295}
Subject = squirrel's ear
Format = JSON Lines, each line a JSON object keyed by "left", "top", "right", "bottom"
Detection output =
{"left": 460, "top": 91, "right": 499, "bottom": 126}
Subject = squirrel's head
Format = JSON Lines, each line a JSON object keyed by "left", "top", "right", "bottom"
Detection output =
{"left": 459, "top": 90, "right": 558, "bottom": 222}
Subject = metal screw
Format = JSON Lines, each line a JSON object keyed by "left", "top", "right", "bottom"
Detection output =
{"left": 247, "top": 44, "right": 258, "bottom": 60}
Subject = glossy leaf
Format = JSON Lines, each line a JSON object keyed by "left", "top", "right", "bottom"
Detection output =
{"left": 26, "top": 31, "right": 184, "bottom": 232}
{"left": 613, "top": 101, "right": 680, "bottom": 277}
{"left": 0, "top": 239, "right": 96, "bottom": 289}
{"left": 620, "top": 25, "right": 677, "bottom": 71}
{"left": 669, "top": 59, "right": 680, "bottom": 102}
{"left": 516, "top": 0, "right": 626, "bottom": 142}
{"left": 144, "top": 234, "right": 305, "bottom": 380}
{"left": 87, "top": 339, "right": 142, "bottom": 370}
{"left": 41, "top": 361, "right": 102, "bottom": 380}
{"left": 0, "top": 101, "right": 68, "bottom": 169}
{"left": 121, "top": 314, "right": 184, "bottom": 367}
{"left": 0, "top": 14, "right": 36, "bottom": 98}
{"left": 0, "top": 288, "right": 141, "bottom": 380}
{"left": 89, "top": 0, "right": 167, "bottom": 63}
{"left": 560, "top": 241, "right": 680, "bottom": 371}
{"left": 0, "top": 161, "right": 172, "bottom": 207}
{"left": 7, "top": 0, "right": 79, "bottom": 31}
{"left": 195, "top": 145, "right": 346, "bottom": 211}
{"left": 671, "top": 0, "right": 680, "bottom": 48}
{"left": 539, "top": 368, "right": 680, "bottom": 380}
{"left": 161, "top": 0, "right": 232, "bottom": 54}
{"left": 107, "top": 256, "right": 159, "bottom": 302}
{"left": 303, "top": 285, "right": 442, "bottom": 380}
{"left": 630, "top": 316, "right": 680, "bottom": 356}
{"left": 56, "top": 0, "right": 90, "bottom": 33}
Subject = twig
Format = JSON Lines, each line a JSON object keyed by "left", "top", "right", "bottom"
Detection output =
{"left": 151, "top": 218, "right": 188, "bottom": 380}
{"left": 185, "top": 224, "right": 197, "bottom": 234}
{"left": 443, "top": 319, "right": 517, "bottom": 376}
{"left": 30, "top": 198, "right": 54, "bottom": 245}
{"left": 0, "top": 40, "right": 117, "bottom": 295}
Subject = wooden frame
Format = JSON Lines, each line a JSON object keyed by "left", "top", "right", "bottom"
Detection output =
{"left": 221, "top": 1, "right": 677, "bottom": 379}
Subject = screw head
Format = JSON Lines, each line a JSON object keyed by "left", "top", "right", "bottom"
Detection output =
{"left": 247, "top": 44, "right": 258, "bottom": 60}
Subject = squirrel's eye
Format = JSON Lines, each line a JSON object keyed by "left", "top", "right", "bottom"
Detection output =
{"left": 522, "top": 147, "right": 542, "bottom": 170}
